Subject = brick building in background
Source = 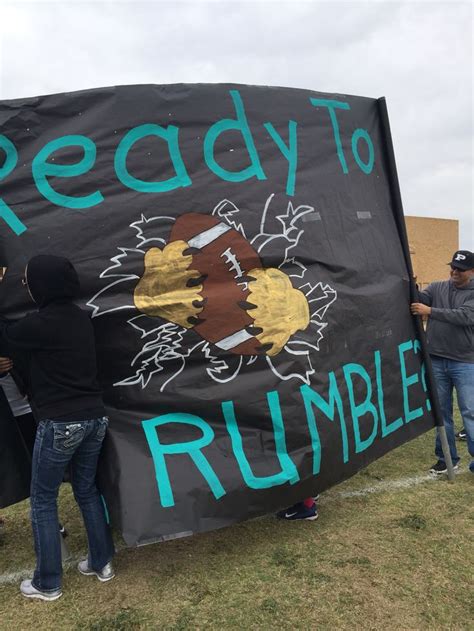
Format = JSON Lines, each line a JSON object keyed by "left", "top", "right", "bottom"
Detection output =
{"left": 405, "top": 216, "right": 459, "bottom": 289}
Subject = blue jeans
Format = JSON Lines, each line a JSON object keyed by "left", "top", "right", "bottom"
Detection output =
{"left": 30, "top": 417, "right": 114, "bottom": 592}
{"left": 431, "top": 357, "right": 474, "bottom": 470}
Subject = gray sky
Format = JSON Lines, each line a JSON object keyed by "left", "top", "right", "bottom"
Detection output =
{"left": 0, "top": 0, "right": 472, "bottom": 249}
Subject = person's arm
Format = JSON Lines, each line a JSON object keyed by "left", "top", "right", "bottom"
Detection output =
{"left": 410, "top": 283, "right": 433, "bottom": 316}
{"left": 0, "top": 314, "right": 50, "bottom": 354}
{"left": 0, "top": 356, "right": 13, "bottom": 376}
{"left": 416, "top": 283, "right": 433, "bottom": 307}
{"left": 429, "top": 297, "right": 474, "bottom": 326}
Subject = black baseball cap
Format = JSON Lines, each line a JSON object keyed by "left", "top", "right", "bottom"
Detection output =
{"left": 448, "top": 250, "right": 474, "bottom": 270}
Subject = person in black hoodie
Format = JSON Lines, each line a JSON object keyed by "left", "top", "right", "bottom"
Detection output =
{"left": 0, "top": 255, "right": 115, "bottom": 601}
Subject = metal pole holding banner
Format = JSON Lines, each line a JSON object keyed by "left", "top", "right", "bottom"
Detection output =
{"left": 377, "top": 97, "right": 455, "bottom": 482}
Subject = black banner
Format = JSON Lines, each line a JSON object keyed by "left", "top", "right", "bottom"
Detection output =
{"left": 0, "top": 84, "right": 435, "bottom": 544}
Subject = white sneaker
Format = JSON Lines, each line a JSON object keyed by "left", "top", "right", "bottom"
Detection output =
{"left": 77, "top": 559, "right": 115, "bottom": 582}
{"left": 20, "top": 579, "right": 62, "bottom": 601}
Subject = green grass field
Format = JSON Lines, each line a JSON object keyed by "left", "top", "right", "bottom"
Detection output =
{"left": 0, "top": 422, "right": 472, "bottom": 630}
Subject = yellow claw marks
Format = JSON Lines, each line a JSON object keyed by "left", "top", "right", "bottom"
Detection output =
{"left": 134, "top": 241, "right": 203, "bottom": 328}
{"left": 247, "top": 268, "right": 310, "bottom": 356}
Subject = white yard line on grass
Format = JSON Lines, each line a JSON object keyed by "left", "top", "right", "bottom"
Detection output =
{"left": 0, "top": 469, "right": 469, "bottom": 586}
{"left": 0, "top": 554, "right": 83, "bottom": 587}
{"left": 0, "top": 543, "right": 126, "bottom": 587}
{"left": 332, "top": 468, "right": 467, "bottom": 499}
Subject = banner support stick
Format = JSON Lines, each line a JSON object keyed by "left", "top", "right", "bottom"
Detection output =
{"left": 438, "top": 426, "right": 456, "bottom": 482}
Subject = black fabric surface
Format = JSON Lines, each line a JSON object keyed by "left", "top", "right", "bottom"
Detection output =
{"left": 0, "top": 84, "right": 437, "bottom": 543}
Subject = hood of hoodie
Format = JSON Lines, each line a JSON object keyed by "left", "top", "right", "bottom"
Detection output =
{"left": 26, "top": 255, "right": 80, "bottom": 307}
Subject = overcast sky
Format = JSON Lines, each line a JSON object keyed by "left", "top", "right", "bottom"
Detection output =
{"left": 0, "top": 0, "right": 472, "bottom": 249}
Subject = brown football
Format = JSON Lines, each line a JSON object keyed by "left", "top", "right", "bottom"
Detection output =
{"left": 170, "top": 213, "right": 265, "bottom": 355}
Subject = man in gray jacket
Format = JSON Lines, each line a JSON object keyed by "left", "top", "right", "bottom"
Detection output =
{"left": 411, "top": 250, "right": 474, "bottom": 474}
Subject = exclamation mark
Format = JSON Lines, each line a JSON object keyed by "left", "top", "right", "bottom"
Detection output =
{"left": 420, "top": 362, "right": 432, "bottom": 412}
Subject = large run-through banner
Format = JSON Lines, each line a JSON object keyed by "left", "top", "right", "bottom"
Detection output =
{"left": 0, "top": 84, "right": 436, "bottom": 545}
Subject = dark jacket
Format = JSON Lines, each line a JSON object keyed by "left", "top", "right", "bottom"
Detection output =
{"left": 0, "top": 255, "right": 105, "bottom": 421}
{"left": 418, "top": 278, "right": 474, "bottom": 363}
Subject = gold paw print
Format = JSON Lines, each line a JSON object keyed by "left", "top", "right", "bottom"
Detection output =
{"left": 246, "top": 268, "right": 310, "bottom": 356}
{"left": 134, "top": 241, "right": 204, "bottom": 328}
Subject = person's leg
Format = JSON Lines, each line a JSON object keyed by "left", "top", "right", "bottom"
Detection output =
{"left": 70, "top": 417, "right": 114, "bottom": 571}
{"left": 431, "top": 357, "right": 459, "bottom": 465}
{"left": 450, "top": 361, "right": 474, "bottom": 471}
{"left": 30, "top": 421, "right": 76, "bottom": 592}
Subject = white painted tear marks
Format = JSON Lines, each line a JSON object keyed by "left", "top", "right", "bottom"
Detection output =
{"left": 87, "top": 195, "right": 337, "bottom": 391}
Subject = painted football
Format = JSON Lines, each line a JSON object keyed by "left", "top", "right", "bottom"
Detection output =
{"left": 170, "top": 213, "right": 264, "bottom": 355}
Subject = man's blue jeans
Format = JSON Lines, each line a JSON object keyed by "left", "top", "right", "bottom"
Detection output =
{"left": 431, "top": 356, "right": 474, "bottom": 469}
{"left": 30, "top": 417, "right": 114, "bottom": 592}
